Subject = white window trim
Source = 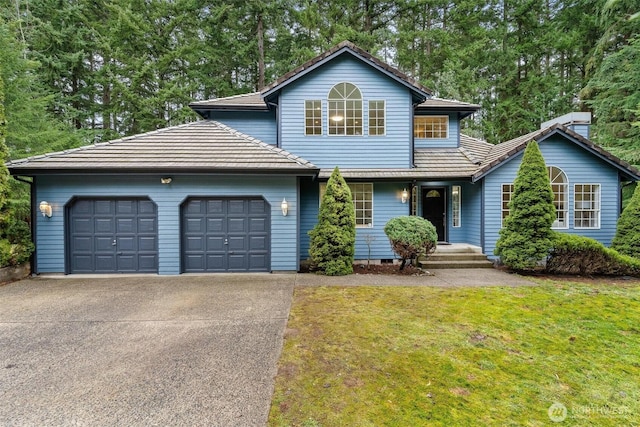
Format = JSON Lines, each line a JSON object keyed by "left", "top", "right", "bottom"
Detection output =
{"left": 414, "top": 115, "right": 450, "bottom": 139}
{"left": 319, "top": 182, "right": 374, "bottom": 228}
{"left": 368, "top": 100, "right": 386, "bottom": 136}
{"left": 549, "top": 166, "right": 569, "bottom": 230}
{"left": 452, "top": 185, "right": 461, "bottom": 227}
{"left": 327, "top": 82, "right": 363, "bottom": 137}
{"left": 304, "top": 99, "right": 323, "bottom": 136}
{"left": 574, "top": 183, "right": 601, "bottom": 229}
{"left": 500, "top": 183, "right": 514, "bottom": 227}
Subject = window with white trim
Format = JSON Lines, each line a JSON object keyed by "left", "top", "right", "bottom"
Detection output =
{"left": 452, "top": 185, "right": 461, "bottom": 227}
{"left": 414, "top": 116, "right": 448, "bottom": 139}
{"left": 574, "top": 184, "right": 600, "bottom": 229}
{"left": 368, "top": 100, "right": 385, "bottom": 135}
{"left": 548, "top": 166, "right": 568, "bottom": 228}
{"left": 320, "top": 182, "right": 373, "bottom": 227}
{"left": 501, "top": 184, "right": 514, "bottom": 226}
{"left": 305, "top": 100, "right": 322, "bottom": 135}
{"left": 328, "top": 82, "right": 362, "bottom": 135}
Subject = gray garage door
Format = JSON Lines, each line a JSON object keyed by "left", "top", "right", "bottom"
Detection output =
{"left": 67, "top": 198, "right": 158, "bottom": 273}
{"left": 181, "top": 198, "right": 270, "bottom": 272}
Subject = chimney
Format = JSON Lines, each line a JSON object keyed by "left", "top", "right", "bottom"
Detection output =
{"left": 541, "top": 112, "right": 592, "bottom": 139}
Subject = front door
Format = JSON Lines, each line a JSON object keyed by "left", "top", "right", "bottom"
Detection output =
{"left": 422, "top": 187, "right": 446, "bottom": 242}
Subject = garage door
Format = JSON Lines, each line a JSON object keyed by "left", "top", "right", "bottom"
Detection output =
{"left": 181, "top": 198, "right": 270, "bottom": 272}
{"left": 68, "top": 198, "right": 158, "bottom": 273}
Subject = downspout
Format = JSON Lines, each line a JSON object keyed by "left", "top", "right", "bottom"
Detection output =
{"left": 12, "top": 175, "right": 36, "bottom": 275}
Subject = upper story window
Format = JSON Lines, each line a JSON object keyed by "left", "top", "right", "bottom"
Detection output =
{"left": 548, "top": 166, "right": 568, "bottom": 228}
{"left": 328, "top": 82, "right": 362, "bottom": 136}
{"left": 414, "top": 116, "right": 448, "bottom": 139}
{"left": 305, "top": 100, "right": 322, "bottom": 135}
{"left": 368, "top": 100, "right": 385, "bottom": 135}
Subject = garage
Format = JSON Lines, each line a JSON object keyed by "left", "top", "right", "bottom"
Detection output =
{"left": 181, "top": 197, "right": 270, "bottom": 272}
{"left": 67, "top": 198, "right": 158, "bottom": 273}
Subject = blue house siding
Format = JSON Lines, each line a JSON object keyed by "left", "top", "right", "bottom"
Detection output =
{"left": 483, "top": 136, "right": 622, "bottom": 258}
{"left": 414, "top": 114, "right": 460, "bottom": 149}
{"left": 34, "top": 175, "right": 298, "bottom": 274}
{"left": 210, "top": 111, "right": 277, "bottom": 145}
{"left": 299, "top": 180, "right": 410, "bottom": 262}
{"left": 279, "top": 55, "right": 413, "bottom": 168}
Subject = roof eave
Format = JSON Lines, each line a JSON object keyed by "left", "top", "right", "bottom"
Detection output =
{"left": 8, "top": 167, "right": 320, "bottom": 177}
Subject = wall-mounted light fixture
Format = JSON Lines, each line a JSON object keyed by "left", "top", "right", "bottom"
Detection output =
{"left": 160, "top": 177, "right": 172, "bottom": 184}
{"left": 401, "top": 188, "right": 409, "bottom": 204}
{"left": 281, "top": 198, "right": 289, "bottom": 216}
{"left": 39, "top": 201, "right": 52, "bottom": 218}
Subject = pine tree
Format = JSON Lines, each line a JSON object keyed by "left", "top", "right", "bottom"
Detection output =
{"left": 308, "top": 166, "right": 356, "bottom": 276}
{"left": 495, "top": 140, "right": 556, "bottom": 270}
{"left": 0, "top": 72, "right": 9, "bottom": 209}
{"left": 612, "top": 184, "right": 640, "bottom": 258}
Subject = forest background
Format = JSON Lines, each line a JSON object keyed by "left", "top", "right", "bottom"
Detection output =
{"left": 0, "top": 0, "right": 639, "bottom": 181}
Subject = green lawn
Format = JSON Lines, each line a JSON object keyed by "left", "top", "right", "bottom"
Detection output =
{"left": 268, "top": 280, "right": 640, "bottom": 426}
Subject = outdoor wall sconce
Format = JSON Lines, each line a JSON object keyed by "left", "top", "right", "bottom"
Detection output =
{"left": 39, "top": 201, "right": 52, "bottom": 218}
{"left": 281, "top": 198, "right": 289, "bottom": 216}
{"left": 160, "top": 177, "right": 172, "bottom": 184}
{"left": 401, "top": 188, "right": 409, "bottom": 204}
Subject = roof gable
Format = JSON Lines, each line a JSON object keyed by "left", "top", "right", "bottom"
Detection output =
{"left": 7, "top": 121, "right": 318, "bottom": 175}
{"left": 261, "top": 41, "right": 432, "bottom": 104}
{"left": 472, "top": 124, "right": 640, "bottom": 182}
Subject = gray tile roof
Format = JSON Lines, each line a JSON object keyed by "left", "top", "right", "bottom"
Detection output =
{"left": 7, "top": 121, "right": 318, "bottom": 175}
{"left": 417, "top": 98, "right": 480, "bottom": 111}
{"left": 189, "top": 92, "right": 267, "bottom": 110}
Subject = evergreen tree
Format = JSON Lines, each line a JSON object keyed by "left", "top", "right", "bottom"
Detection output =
{"left": 495, "top": 140, "right": 556, "bottom": 270}
{"left": 308, "top": 166, "right": 356, "bottom": 276}
{"left": 0, "top": 72, "right": 9, "bottom": 209}
{"left": 612, "top": 184, "right": 640, "bottom": 258}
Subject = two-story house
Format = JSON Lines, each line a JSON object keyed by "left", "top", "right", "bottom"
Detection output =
{"left": 7, "top": 41, "right": 640, "bottom": 274}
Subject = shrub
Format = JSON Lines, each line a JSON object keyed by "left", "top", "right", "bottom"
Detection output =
{"left": 495, "top": 140, "right": 556, "bottom": 271}
{"left": 384, "top": 216, "right": 437, "bottom": 270}
{"left": 611, "top": 184, "right": 640, "bottom": 258}
{"left": 547, "top": 232, "right": 640, "bottom": 276}
{"left": 308, "top": 166, "right": 356, "bottom": 276}
{"left": 0, "top": 238, "right": 32, "bottom": 267}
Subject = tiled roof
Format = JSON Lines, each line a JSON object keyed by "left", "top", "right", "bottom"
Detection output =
{"left": 417, "top": 98, "right": 480, "bottom": 111}
{"left": 7, "top": 121, "right": 318, "bottom": 175}
{"left": 261, "top": 41, "right": 432, "bottom": 99}
{"left": 473, "top": 124, "right": 640, "bottom": 181}
{"left": 189, "top": 92, "right": 267, "bottom": 110}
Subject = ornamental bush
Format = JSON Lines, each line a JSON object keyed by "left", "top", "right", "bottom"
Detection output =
{"left": 384, "top": 216, "right": 437, "bottom": 270}
{"left": 547, "top": 232, "right": 640, "bottom": 276}
{"left": 611, "top": 184, "right": 640, "bottom": 258}
{"left": 495, "top": 140, "right": 556, "bottom": 271}
{"left": 308, "top": 166, "right": 356, "bottom": 276}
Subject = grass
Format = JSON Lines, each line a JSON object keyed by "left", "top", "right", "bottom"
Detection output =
{"left": 268, "top": 280, "right": 640, "bottom": 426}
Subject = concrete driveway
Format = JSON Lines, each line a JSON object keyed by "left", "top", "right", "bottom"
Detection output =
{"left": 0, "top": 275, "right": 295, "bottom": 427}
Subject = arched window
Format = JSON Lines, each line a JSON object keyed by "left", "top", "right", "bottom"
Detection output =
{"left": 328, "top": 82, "right": 362, "bottom": 136}
{"left": 548, "top": 166, "right": 568, "bottom": 228}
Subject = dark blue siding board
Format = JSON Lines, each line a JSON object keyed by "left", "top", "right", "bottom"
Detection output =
{"left": 414, "top": 114, "right": 460, "bottom": 149}
{"left": 212, "top": 111, "right": 277, "bottom": 145}
{"left": 279, "top": 56, "right": 413, "bottom": 168}
{"left": 483, "top": 136, "right": 621, "bottom": 259}
{"left": 35, "top": 175, "right": 298, "bottom": 274}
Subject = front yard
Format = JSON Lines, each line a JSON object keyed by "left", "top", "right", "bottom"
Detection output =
{"left": 269, "top": 279, "right": 640, "bottom": 426}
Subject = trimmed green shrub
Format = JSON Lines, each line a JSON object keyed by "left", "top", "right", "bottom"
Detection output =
{"left": 384, "top": 216, "right": 437, "bottom": 270}
{"left": 495, "top": 140, "right": 556, "bottom": 271}
{"left": 308, "top": 166, "right": 356, "bottom": 276}
{"left": 547, "top": 232, "right": 640, "bottom": 276}
{"left": 612, "top": 184, "right": 640, "bottom": 258}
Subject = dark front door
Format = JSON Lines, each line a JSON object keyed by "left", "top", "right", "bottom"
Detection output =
{"left": 181, "top": 197, "right": 270, "bottom": 272}
{"left": 422, "top": 187, "right": 446, "bottom": 242}
{"left": 68, "top": 198, "right": 158, "bottom": 273}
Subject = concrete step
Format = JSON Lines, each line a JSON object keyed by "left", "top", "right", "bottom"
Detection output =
{"left": 420, "top": 259, "right": 495, "bottom": 269}
{"left": 428, "top": 253, "right": 490, "bottom": 262}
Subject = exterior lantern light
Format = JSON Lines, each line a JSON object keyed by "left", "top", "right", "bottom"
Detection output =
{"left": 39, "top": 201, "right": 53, "bottom": 218}
{"left": 401, "top": 188, "right": 409, "bottom": 204}
{"left": 281, "top": 198, "right": 289, "bottom": 216}
{"left": 160, "top": 177, "right": 172, "bottom": 184}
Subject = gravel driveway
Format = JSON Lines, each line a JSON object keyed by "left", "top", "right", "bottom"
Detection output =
{"left": 0, "top": 275, "right": 294, "bottom": 427}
